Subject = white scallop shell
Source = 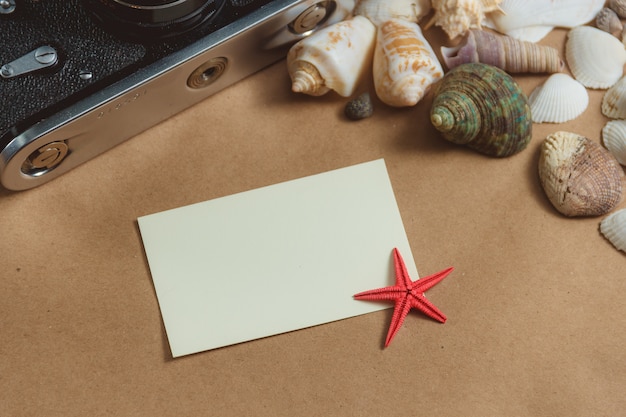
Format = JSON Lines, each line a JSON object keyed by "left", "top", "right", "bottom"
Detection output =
{"left": 600, "top": 208, "right": 626, "bottom": 252}
{"left": 602, "top": 75, "right": 626, "bottom": 119}
{"left": 485, "top": 0, "right": 605, "bottom": 42}
{"left": 565, "top": 26, "right": 626, "bottom": 89}
{"left": 528, "top": 73, "right": 588, "bottom": 123}
{"left": 602, "top": 120, "right": 626, "bottom": 165}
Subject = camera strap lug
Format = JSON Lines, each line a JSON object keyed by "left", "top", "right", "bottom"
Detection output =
{"left": 0, "top": 0, "right": 16, "bottom": 14}
{"left": 1, "top": 46, "right": 58, "bottom": 79}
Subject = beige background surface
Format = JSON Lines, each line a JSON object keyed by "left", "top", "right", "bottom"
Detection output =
{"left": 1, "top": 26, "right": 625, "bottom": 416}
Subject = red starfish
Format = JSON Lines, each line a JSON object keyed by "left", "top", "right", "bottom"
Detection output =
{"left": 354, "top": 248, "right": 453, "bottom": 347}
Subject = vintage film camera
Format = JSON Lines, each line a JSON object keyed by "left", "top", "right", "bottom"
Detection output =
{"left": 0, "top": 0, "right": 354, "bottom": 190}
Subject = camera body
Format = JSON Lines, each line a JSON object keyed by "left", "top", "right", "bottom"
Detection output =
{"left": 0, "top": 0, "right": 354, "bottom": 190}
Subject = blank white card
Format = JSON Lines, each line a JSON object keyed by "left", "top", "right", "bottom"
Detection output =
{"left": 138, "top": 159, "right": 417, "bottom": 357}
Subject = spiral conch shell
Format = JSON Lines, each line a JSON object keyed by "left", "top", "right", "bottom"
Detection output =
{"left": 430, "top": 63, "right": 532, "bottom": 157}
{"left": 287, "top": 16, "right": 376, "bottom": 97}
{"left": 426, "top": 0, "right": 504, "bottom": 39}
{"left": 441, "top": 29, "right": 564, "bottom": 73}
{"left": 373, "top": 18, "right": 444, "bottom": 107}
{"left": 538, "top": 132, "right": 624, "bottom": 217}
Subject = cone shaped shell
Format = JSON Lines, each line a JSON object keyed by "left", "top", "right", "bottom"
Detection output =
{"left": 373, "top": 19, "right": 444, "bottom": 107}
{"left": 565, "top": 25, "right": 626, "bottom": 89}
{"left": 528, "top": 73, "right": 588, "bottom": 123}
{"left": 602, "top": 120, "right": 626, "bottom": 165}
{"left": 602, "top": 75, "right": 626, "bottom": 119}
{"left": 538, "top": 131, "right": 624, "bottom": 217}
{"left": 486, "top": 0, "right": 605, "bottom": 42}
{"left": 441, "top": 29, "right": 564, "bottom": 73}
{"left": 430, "top": 63, "right": 532, "bottom": 157}
{"left": 600, "top": 208, "right": 626, "bottom": 252}
{"left": 287, "top": 16, "right": 376, "bottom": 97}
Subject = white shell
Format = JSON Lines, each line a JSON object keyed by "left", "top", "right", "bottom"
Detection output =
{"left": 600, "top": 208, "right": 626, "bottom": 252}
{"left": 373, "top": 18, "right": 444, "bottom": 107}
{"left": 602, "top": 75, "right": 626, "bottom": 119}
{"left": 287, "top": 16, "right": 376, "bottom": 97}
{"left": 602, "top": 120, "right": 626, "bottom": 165}
{"left": 485, "top": 0, "right": 606, "bottom": 42}
{"left": 426, "top": 0, "right": 504, "bottom": 39}
{"left": 354, "top": 0, "right": 432, "bottom": 26}
{"left": 528, "top": 73, "right": 588, "bottom": 123}
{"left": 565, "top": 26, "right": 626, "bottom": 89}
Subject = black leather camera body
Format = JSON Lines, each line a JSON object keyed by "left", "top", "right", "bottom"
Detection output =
{"left": 0, "top": 0, "right": 354, "bottom": 190}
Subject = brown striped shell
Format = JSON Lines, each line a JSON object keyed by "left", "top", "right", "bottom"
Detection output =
{"left": 538, "top": 131, "right": 624, "bottom": 217}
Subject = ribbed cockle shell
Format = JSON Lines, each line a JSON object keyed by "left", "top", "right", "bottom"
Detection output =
{"left": 430, "top": 63, "right": 532, "bottom": 157}
{"left": 287, "top": 16, "right": 376, "bottom": 97}
{"left": 373, "top": 18, "right": 444, "bottom": 107}
{"left": 600, "top": 208, "right": 626, "bottom": 253}
{"left": 441, "top": 29, "right": 564, "bottom": 73}
{"left": 538, "top": 131, "right": 624, "bottom": 217}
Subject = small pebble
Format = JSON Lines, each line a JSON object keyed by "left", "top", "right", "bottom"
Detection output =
{"left": 344, "top": 92, "right": 374, "bottom": 121}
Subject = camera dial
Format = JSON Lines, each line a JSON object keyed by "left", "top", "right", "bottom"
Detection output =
{"left": 85, "top": 0, "right": 227, "bottom": 40}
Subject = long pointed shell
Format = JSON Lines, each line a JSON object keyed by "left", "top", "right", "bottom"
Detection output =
{"left": 428, "top": 0, "right": 504, "bottom": 40}
{"left": 287, "top": 16, "right": 376, "bottom": 97}
{"left": 528, "top": 73, "right": 588, "bottom": 123}
{"left": 485, "top": 0, "right": 605, "bottom": 42}
{"left": 538, "top": 131, "right": 624, "bottom": 217}
{"left": 602, "top": 75, "right": 626, "bottom": 119}
{"left": 373, "top": 18, "right": 444, "bottom": 107}
{"left": 354, "top": 0, "right": 432, "bottom": 26}
{"left": 602, "top": 120, "right": 626, "bottom": 165}
{"left": 441, "top": 29, "right": 564, "bottom": 73}
{"left": 565, "top": 25, "right": 626, "bottom": 89}
{"left": 430, "top": 63, "right": 532, "bottom": 157}
{"left": 600, "top": 208, "right": 626, "bottom": 252}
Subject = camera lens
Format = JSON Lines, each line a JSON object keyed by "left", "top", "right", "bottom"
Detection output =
{"left": 85, "top": 0, "right": 227, "bottom": 40}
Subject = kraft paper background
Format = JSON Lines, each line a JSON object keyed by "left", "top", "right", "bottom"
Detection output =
{"left": 1, "top": 26, "right": 624, "bottom": 416}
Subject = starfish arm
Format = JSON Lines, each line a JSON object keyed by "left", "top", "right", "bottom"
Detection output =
{"left": 385, "top": 296, "right": 413, "bottom": 347}
{"left": 354, "top": 286, "right": 404, "bottom": 301}
{"left": 412, "top": 266, "right": 454, "bottom": 293}
{"left": 393, "top": 248, "right": 413, "bottom": 289}
{"left": 410, "top": 294, "right": 447, "bottom": 323}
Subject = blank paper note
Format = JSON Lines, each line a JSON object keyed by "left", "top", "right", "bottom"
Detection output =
{"left": 137, "top": 159, "right": 418, "bottom": 357}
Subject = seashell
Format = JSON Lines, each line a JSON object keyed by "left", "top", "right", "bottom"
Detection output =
{"left": 353, "top": 0, "right": 432, "bottom": 26}
{"left": 600, "top": 208, "right": 626, "bottom": 253}
{"left": 345, "top": 92, "right": 374, "bottom": 120}
{"left": 287, "top": 16, "right": 376, "bottom": 97}
{"left": 602, "top": 75, "right": 626, "bottom": 119}
{"left": 372, "top": 18, "right": 444, "bottom": 107}
{"left": 441, "top": 29, "right": 564, "bottom": 73}
{"left": 485, "top": 0, "right": 606, "bottom": 42}
{"left": 565, "top": 25, "right": 626, "bottom": 90}
{"left": 426, "top": 0, "right": 504, "bottom": 40}
{"left": 528, "top": 73, "right": 588, "bottom": 124}
{"left": 602, "top": 120, "right": 626, "bottom": 165}
{"left": 609, "top": 0, "right": 626, "bottom": 18}
{"left": 538, "top": 131, "right": 624, "bottom": 217}
{"left": 429, "top": 63, "right": 532, "bottom": 157}
{"left": 596, "top": 7, "right": 624, "bottom": 37}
